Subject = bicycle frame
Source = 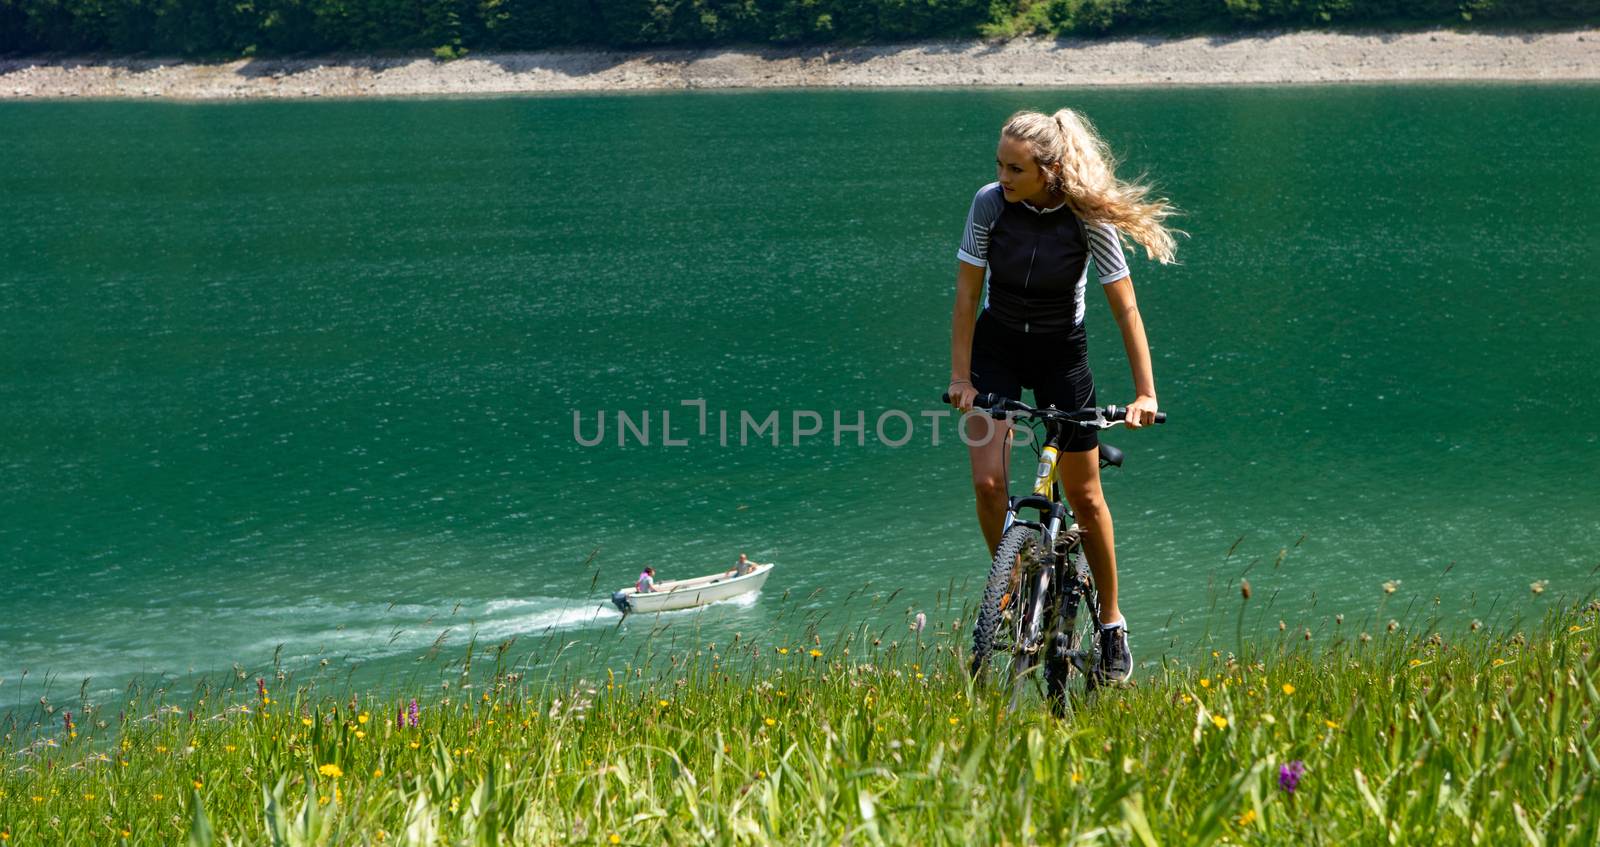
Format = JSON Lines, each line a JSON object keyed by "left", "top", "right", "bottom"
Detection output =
{"left": 999, "top": 422, "right": 1073, "bottom": 557}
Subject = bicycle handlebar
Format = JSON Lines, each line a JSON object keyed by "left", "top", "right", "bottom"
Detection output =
{"left": 940, "top": 392, "right": 1167, "bottom": 425}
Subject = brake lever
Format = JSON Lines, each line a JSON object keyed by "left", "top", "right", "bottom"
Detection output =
{"left": 1091, "top": 406, "right": 1127, "bottom": 430}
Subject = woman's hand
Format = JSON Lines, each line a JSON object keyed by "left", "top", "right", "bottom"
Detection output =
{"left": 1123, "top": 394, "right": 1160, "bottom": 429}
{"left": 948, "top": 378, "right": 978, "bottom": 413}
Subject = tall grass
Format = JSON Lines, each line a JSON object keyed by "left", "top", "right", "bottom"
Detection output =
{"left": 2, "top": 589, "right": 1596, "bottom": 845}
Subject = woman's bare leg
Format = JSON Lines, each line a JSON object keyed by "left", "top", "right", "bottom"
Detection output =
{"left": 1056, "top": 448, "right": 1121, "bottom": 625}
{"left": 965, "top": 412, "right": 1011, "bottom": 556}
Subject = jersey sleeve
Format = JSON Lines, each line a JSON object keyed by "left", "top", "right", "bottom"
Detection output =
{"left": 1086, "top": 222, "right": 1131, "bottom": 284}
{"left": 957, "top": 183, "right": 1005, "bottom": 268}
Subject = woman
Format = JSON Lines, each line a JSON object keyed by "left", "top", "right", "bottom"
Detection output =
{"left": 946, "top": 108, "right": 1178, "bottom": 685}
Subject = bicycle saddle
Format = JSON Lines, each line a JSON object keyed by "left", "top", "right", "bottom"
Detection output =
{"left": 1098, "top": 443, "right": 1124, "bottom": 468}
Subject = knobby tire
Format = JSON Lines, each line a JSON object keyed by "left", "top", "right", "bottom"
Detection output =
{"left": 970, "top": 523, "right": 1042, "bottom": 685}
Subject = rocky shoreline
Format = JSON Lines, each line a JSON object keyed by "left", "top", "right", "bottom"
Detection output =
{"left": 2, "top": 29, "right": 1597, "bottom": 99}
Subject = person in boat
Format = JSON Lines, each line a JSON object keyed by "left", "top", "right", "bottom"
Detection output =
{"left": 946, "top": 108, "right": 1177, "bottom": 686}
{"left": 636, "top": 566, "right": 658, "bottom": 593}
{"left": 724, "top": 553, "right": 756, "bottom": 578}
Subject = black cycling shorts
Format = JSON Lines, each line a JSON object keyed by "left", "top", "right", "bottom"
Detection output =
{"left": 968, "top": 310, "right": 1098, "bottom": 453}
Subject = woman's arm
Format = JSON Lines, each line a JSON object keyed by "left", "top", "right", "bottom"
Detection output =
{"left": 1101, "top": 277, "right": 1160, "bottom": 428}
{"left": 948, "top": 261, "right": 986, "bottom": 411}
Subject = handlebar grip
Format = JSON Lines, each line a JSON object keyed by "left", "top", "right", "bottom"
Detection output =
{"left": 1106, "top": 406, "right": 1168, "bottom": 424}
{"left": 941, "top": 391, "right": 1002, "bottom": 408}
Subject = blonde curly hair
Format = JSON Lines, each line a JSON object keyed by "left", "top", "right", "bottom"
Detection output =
{"left": 1002, "top": 108, "right": 1180, "bottom": 264}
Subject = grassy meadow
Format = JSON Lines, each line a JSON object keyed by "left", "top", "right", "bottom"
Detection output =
{"left": 2, "top": 586, "right": 1597, "bottom": 845}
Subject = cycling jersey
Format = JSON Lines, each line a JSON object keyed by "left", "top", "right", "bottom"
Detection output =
{"left": 956, "top": 182, "right": 1130, "bottom": 334}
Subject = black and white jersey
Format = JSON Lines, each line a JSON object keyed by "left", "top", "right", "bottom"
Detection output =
{"left": 957, "top": 182, "right": 1130, "bottom": 334}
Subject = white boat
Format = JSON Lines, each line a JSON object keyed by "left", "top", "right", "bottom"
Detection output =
{"left": 610, "top": 563, "right": 774, "bottom": 614}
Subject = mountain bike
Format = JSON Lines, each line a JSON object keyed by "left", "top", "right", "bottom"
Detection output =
{"left": 942, "top": 391, "right": 1165, "bottom": 713}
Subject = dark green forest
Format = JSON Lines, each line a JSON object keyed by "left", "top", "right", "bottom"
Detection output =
{"left": 0, "top": 0, "right": 1594, "bottom": 57}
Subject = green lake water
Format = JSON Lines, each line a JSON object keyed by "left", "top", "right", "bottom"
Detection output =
{"left": 2, "top": 86, "right": 1597, "bottom": 707}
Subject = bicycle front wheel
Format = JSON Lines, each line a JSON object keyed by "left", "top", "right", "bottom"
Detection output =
{"left": 970, "top": 523, "right": 1045, "bottom": 684}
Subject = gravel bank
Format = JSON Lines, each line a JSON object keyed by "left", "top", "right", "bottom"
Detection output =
{"left": 2, "top": 29, "right": 1597, "bottom": 99}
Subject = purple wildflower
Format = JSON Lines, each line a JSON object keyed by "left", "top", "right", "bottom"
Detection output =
{"left": 407, "top": 698, "right": 419, "bottom": 728}
{"left": 1279, "top": 760, "right": 1306, "bottom": 795}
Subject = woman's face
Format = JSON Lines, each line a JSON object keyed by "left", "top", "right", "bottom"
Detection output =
{"left": 996, "top": 135, "right": 1052, "bottom": 206}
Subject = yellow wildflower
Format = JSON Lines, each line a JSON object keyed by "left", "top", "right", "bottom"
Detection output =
{"left": 658, "top": 699, "right": 669, "bottom": 707}
{"left": 1211, "top": 715, "right": 1228, "bottom": 730}
{"left": 809, "top": 649, "right": 822, "bottom": 658}
{"left": 1492, "top": 658, "right": 1507, "bottom": 667}
{"left": 302, "top": 718, "right": 313, "bottom": 727}
{"left": 1070, "top": 772, "right": 1083, "bottom": 784}
{"left": 355, "top": 730, "right": 366, "bottom": 740}
{"left": 1408, "top": 659, "right": 1423, "bottom": 667}
{"left": 1281, "top": 683, "right": 1295, "bottom": 695}
{"left": 764, "top": 718, "right": 776, "bottom": 727}
{"left": 409, "top": 741, "right": 420, "bottom": 749}
{"left": 948, "top": 717, "right": 960, "bottom": 726}
{"left": 777, "top": 647, "right": 789, "bottom": 655}
{"left": 373, "top": 770, "right": 383, "bottom": 778}
{"left": 224, "top": 745, "right": 237, "bottom": 753}
{"left": 358, "top": 713, "right": 369, "bottom": 725}
{"left": 192, "top": 780, "right": 203, "bottom": 790}
{"left": 318, "top": 763, "right": 344, "bottom": 778}
{"left": 1238, "top": 809, "right": 1257, "bottom": 826}
{"left": 1324, "top": 719, "right": 1340, "bottom": 730}
{"left": 609, "top": 836, "right": 621, "bottom": 845}
{"left": 1199, "top": 678, "right": 1211, "bottom": 689}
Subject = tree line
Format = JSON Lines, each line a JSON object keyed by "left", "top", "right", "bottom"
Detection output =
{"left": 1, "top": 0, "right": 1592, "bottom": 57}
